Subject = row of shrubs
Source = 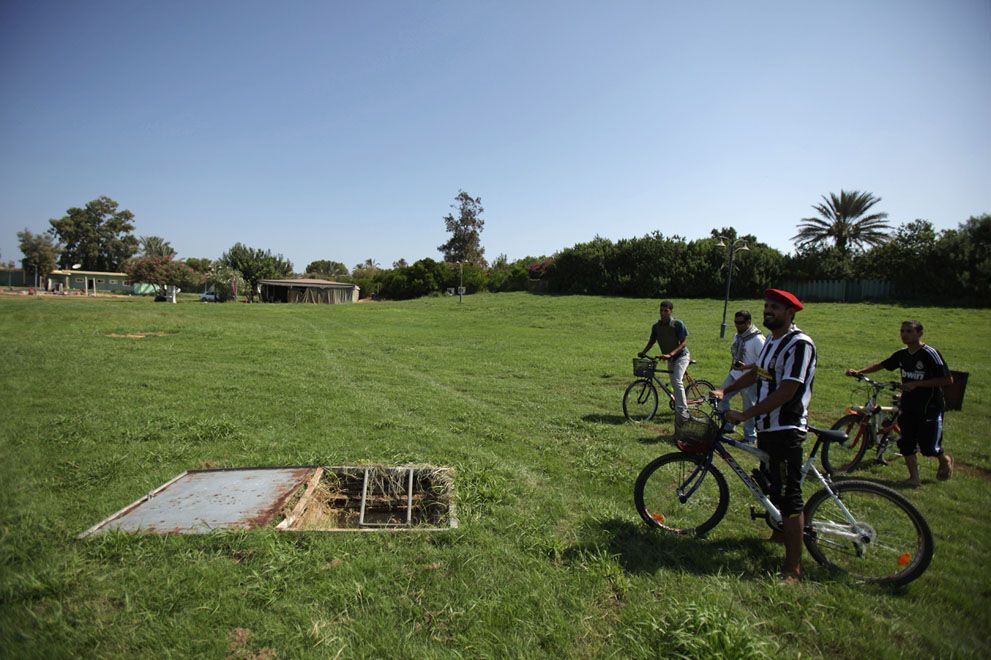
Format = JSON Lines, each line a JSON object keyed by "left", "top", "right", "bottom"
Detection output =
{"left": 343, "top": 215, "right": 988, "bottom": 306}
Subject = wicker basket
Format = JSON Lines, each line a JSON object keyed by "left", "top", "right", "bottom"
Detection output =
{"left": 632, "top": 357, "right": 656, "bottom": 377}
{"left": 676, "top": 413, "right": 721, "bottom": 454}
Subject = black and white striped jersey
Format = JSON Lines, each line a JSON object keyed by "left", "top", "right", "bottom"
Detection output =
{"left": 754, "top": 325, "right": 817, "bottom": 432}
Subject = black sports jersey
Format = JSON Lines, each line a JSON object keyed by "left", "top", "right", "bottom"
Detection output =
{"left": 754, "top": 326, "right": 817, "bottom": 432}
{"left": 881, "top": 344, "right": 950, "bottom": 415}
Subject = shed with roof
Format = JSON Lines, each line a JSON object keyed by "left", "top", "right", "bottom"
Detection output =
{"left": 259, "top": 279, "right": 359, "bottom": 304}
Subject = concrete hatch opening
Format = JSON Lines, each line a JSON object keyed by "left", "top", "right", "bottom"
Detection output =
{"left": 79, "top": 465, "right": 457, "bottom": 537}
{"left": 279, "top": 466, "right": 458, "bottom": 532}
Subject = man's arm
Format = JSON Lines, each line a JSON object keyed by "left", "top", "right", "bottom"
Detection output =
{"left": 638, "top": 334, "right": 656, "bottom": 358}
{"left": 847, "top": 363, "right": 884, "bottom": 376}
{"left": 713, "top": 369, "right": 757, "bottom": 400}
{"left": 903, "top": 374, "right": 953, "bottom": 392}
{"left": 726, "top": 380, "right": 801, "bottom": 423}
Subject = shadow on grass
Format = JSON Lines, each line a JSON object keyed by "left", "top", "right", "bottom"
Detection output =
{"left": 637, "top": 432, "right": 677, "bottom": 446}
{"left": 563, "top": 517, "right": 776, "bottom": 579}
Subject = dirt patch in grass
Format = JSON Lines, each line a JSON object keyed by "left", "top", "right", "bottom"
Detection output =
{"left": 106, "top": 331, "right": 176, "bottom": 339}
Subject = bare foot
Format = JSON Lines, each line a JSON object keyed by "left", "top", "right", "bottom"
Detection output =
{"left": 781, "top": 570, "right": 802, "bottom": 584}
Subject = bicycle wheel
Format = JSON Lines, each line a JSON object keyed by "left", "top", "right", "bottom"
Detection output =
{"left": 821, "top": 414, "right": 872, "bottom": 475}
{"left": 634, "top": 453, "right": 729, "bottom": 536}
{"left": 803, "top": 479, "right": 934, "bottom": 587}
{"left": 623, "top": 379, "right": 659, "bottom": 422}
{"left": 685, "top": 379, "right": 715, "bottom": 420}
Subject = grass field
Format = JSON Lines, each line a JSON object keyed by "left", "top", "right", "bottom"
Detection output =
{"left": 1, "top": 292, "right": 989, "bottom": 658}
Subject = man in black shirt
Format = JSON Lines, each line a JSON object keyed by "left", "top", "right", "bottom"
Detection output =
{"left": 848, "top": 320, "right": 954, "bottom": 486}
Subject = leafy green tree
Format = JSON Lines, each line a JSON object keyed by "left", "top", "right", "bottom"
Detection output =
{"left": 350, "top": 259, "right": 382, "bottom": 298}
{"left": 183, "top": 258, "right": 213, "bottom": 275}
{"left": 438, "top": 191, "right": 487, "bottom": 267}
{"left": 139, "top": 235, "right": 176, "bottom": 258}
{"left": 48, "top": 196, "right": 139, "bottom": 271}
{"left": 792, "top": 190, "right": 891, "bottom": 254}
{"left": 125, "top": 256, "right": 196, "bottom": 296}
{"left": 16, "top": 229, "right": 60, "bottom": 283}
{"left": 933, "top": 214, "right": 991, "bottom": 305}
{"left": 304, "top": 260, "right": 349, "bottom": 280}
{"left": 219, "top": 243, "right": 294, "bottom": 302}
{"left": 201, "top": 263, "right": 245, "bottom": 302}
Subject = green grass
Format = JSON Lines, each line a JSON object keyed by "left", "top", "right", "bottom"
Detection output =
{"left": 1, "top": 293, "right": 988, "bottom": 658}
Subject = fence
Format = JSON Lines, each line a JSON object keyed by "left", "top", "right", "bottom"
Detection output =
{"left": 780, "top": 279, "right": 892, "bottom": 303}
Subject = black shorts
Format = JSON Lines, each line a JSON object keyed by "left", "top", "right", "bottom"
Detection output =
{"left": 898, "top": 412, "right": 944, "bottom": 457}
{"left": 757, "top": 429, "right": 806, "bottom": 517}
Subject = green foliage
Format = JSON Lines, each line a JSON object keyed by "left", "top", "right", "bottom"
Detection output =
{"left": 124, "top": 256, "right": 197, "bottom": 294}
{"left": 182, "top": 257, "right": 213, "bottom": 275}
{"left": 304, "top": 259, "right": 349, "bottom": 280}
{"left": 139, "top": 235, "right": 176, "bottom": 258}
{"left": 793, "top": 190, "right": 891, "bottom": 254}
{"left": 219, "top": 243, "right": 294, "bottom": 301}
{"left": 48, "top": 196, "right": 139, "bottom": 271}
{"left": 487, "top": 255, "right": 535, "bottom": 292}
{"left": 16, "top": 228, "right": 59, "bottom": 279}
{"left": 437, "top": 190, "right": 487, "bottom": 267}
{"left": 201, "top": 263, "right": 245, "bottom": 301}
{"left": 545, "top": 231, "right": 784, "bottom": 299}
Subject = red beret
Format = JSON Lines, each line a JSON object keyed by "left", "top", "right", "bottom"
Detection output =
{"left": 764, "top": 288, "right": 804, "bottom": 311}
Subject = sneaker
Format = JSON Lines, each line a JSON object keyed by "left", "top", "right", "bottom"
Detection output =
{"left": 937, "top": 455, "right": 954, "bottom": 481}
{"left": 742, "top": 436, "right": 757, "bottom": 445}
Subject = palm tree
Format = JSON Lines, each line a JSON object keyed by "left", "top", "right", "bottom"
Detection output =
{"left": 792, "top": 190, "right": 891, "bottom": 254}
{"left": 139, "top": 235, "right": 176, "bottom": 258}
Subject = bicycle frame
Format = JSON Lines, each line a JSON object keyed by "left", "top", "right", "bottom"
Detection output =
{"left": 681, "top": 433, "right": 855, "bottom": 531}
{"left": 649, "top": 369, "right": 704, "bottom": 404}
{"left": 847, "top": 395, "right": 900, "bottom": 439}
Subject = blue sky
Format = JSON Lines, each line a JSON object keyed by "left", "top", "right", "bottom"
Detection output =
{"left": 1, "top": 0, "right": 988, "bottom": 271}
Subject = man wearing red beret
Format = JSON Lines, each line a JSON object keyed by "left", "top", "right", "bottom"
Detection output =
{"left": 713, "top": 288, "right": 817, "bottom": 581}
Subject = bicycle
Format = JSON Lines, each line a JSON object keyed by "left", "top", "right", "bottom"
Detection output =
{"left": 821, "top": 373, "right": 902, "bottom": 476}
{"left": 623, "top": 356, "right": 715, "bottom": 422}
{"left": 633, "top": 399, "right": 933, "bottom": 586}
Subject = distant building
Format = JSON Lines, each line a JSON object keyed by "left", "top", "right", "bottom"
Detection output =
{"left": 259, "top": 279, "right": 359, "bottom": 304}
{"left": 1, "top": 267, "right": 29, "bottom": 287}
{"left": 47, "top": 269, "right": 131, "bottom": 294}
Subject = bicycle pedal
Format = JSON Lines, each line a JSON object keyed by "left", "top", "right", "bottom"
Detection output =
{"left": 749, "top": 506, "right": 768, "bottom": 521}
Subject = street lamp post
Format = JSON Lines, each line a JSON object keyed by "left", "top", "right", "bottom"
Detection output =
{"left": 458, "top": 261, "right": 464, "bottom": 304}
{"left": 717, "top": 237, "right": 749, "bottom": 339}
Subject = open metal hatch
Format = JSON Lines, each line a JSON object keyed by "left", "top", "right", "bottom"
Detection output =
{"left": 79, "top": 465, "right": 457, "bottom": 537}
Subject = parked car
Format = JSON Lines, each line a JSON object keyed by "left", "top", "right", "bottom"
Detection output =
{"left": 200, "top": 291, "right": 219, "bottom": 302}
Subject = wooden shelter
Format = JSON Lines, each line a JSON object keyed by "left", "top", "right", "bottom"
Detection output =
{"left": 259, "top": 279, "right": 359, "bottom": 304}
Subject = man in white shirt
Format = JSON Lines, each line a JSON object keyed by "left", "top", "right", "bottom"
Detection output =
{"left": 718, "top": 310, "right": 765, "bottom": 443}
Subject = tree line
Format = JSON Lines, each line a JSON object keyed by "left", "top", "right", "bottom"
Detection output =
{"left": 12, "top": 192, "right": 990, "bottom": 305}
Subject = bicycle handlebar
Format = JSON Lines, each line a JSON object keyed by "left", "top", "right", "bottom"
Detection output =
{"left": 847, "top": 372, "right": 900, "bottom": 390}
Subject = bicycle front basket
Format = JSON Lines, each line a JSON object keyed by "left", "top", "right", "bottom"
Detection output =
{"left": 633, "top": 358, "right": 656, "bottom": 377}
{"left": 676, "top": 414, "right": 720, "bottom": 454}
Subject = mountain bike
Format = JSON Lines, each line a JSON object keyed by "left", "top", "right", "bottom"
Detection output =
{"left": 633, "top": 400, "right": 933, "bottom": 586}
{"left": 623, "top": 356, "right": 715, "bottom": 422}
{"left": 821, "top": 373, "right": 902, "bottom": 476}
